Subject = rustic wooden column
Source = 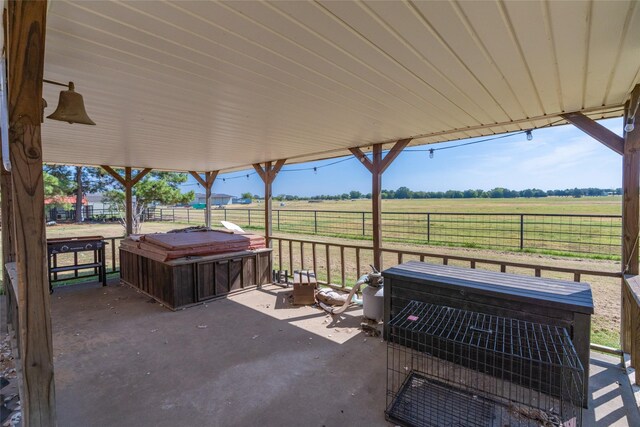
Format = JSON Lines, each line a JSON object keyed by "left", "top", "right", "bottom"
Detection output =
{"left": 124, "top": 167, "right": 133, "bottom": 235}
{"left": 253, "top": 159, "right": 286, "bottom": 246}
{"left": 1, "top": 158, "right": 15, "bottom": 333}
{"left": 562, "top": 89, "right": 639, "bottom": 352}
{"left": 189, "top": 171, "right": 218, "bottom": 228}
{"left": 101, "top": 166, "right": 152, "bottom": 235}
{"left": 6, "top": 1, "right": 56, "bottom": 424}
{"left": 621, "top": 85, "right": 640, "bottom": 276}
{"left": 622, "top": 85, "right": 640, "bottom": 352}
{"left": 350, "top": 139, "right": 411, "bottom": 271}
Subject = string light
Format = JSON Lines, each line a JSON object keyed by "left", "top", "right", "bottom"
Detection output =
{"left": 209, "top": 116, "right": 584, "bottom": 181}
{"left": 626, "top": 96, "right": 639, "bottom": 132}
{"left": 246, "top": 174, "right": 249, "bottom": 180}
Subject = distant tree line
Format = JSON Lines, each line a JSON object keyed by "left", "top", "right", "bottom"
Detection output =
{"left": 273, "top": 187, "right": 622, "bottom": 201}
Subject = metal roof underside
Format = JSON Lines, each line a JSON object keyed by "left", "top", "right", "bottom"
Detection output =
{"left": 41, "top": 0, "right": 640, "bottom": 172}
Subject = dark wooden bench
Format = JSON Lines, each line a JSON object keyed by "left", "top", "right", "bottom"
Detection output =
{"left": 383, "top": 260, "right": 594, "bottom": 407}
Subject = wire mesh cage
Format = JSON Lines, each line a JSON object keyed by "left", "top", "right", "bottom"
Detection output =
{"left": 386, "top": 301, "right": 584, "bottom": 427}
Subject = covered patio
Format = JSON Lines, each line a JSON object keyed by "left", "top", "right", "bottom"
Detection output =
{"left": 50, "top": 280, "right": 640, "bottom": 427}
{"left": 2, "top": 1, "right": 640, "bottom": 426}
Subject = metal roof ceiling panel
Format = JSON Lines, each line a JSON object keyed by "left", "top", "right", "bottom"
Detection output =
{"left": 39, "top": 0, "right": 640, "bottom": 172}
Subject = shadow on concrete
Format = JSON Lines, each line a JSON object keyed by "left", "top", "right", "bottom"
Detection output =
{"left": 50, "top": 282, "right": 639, "bottom": 427}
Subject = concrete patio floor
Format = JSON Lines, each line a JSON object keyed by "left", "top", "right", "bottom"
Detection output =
{"left": 50, "top": 281, "right": 640, "bottom": 427}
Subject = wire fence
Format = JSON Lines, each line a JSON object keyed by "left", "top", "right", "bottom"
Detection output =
{"left": 53, "top": 206, "right": 622, "bottom": 258}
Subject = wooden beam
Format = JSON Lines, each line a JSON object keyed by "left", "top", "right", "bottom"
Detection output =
{"left": 206, "top": 171, "right": 218, "bottom": 188}
{"left": 189, "top": 171, "right": 218, "bottom": 227}
{"left": 204, "top": 171, "right": 218, "bottom": 228}
{"left": 252, "top": 163, "right": 266, "bottom": 182}
{"left": 101, "top": 165, "right": 126, "bottom": 187}
{"left": 125, "top": 167, "right": 133, "bottom": 235}
{"left": 622, "top": 84, "right": 640, "bottom": 353}
{"left": 380, "top": 139, "right": 412, "bottom": 174}
{"left": 7, "top": 1, "right": 56, "bottom": 424}
{"left": 1, "top": 160, "right": 15, "bottom": 334}
{"left": 270, "top": 158, "right": 287, "bottom": 184}
{"left": 188, "top": 171, "right": 207, "bottom": 188}
{"left": 264, "top": 161, "right": 273, "bottom": 246}
{"left": 130, "top": 168, "right": 152, "bottom": 186}
{"left": 371, "top": 144, "right": 383, "bottom": 270}
{"left": 351, "top": 141, "right": 409, "bottom": 270}
{"left": 253, "top": 160, "right": 285, "bottom": 246}
{"left": 622, "top": 85, "right": 640, "bottom": 275}
{"left": 348, "top": 147, "right": 373, "bottom": 174}
{"left": 561, "top": 112, "right": 624, "bottom": 155}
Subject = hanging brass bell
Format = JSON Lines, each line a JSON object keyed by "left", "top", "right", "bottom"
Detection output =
{"left": 46, "top": 82, "right": 96, "bottom": 125}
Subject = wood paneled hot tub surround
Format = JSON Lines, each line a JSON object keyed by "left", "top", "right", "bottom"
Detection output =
{"left": 120, "top": 248, "right": 272, "bottom": 310}
{"left": 119, "top": 230, "right": 271, "bottom": 309}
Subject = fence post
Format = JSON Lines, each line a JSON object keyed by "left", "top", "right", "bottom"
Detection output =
{"left": 427, "top": 213, "right": 431, "bottom": 243}
{"left": 173, "top": 208, "right": 176, "bottom": 222}
{"left": 277, "top": 210, "right": 280, "bottom": 231}
{"left": 160, "top": 209, "right": 163, "bottom": 221}
{"left": 187, "top": 209, "right": 190, "bottom": 224}
{"left": 248, "top": 209, "right": 251, "bottom": 227}
{"left": 520, "top": 214, "right": 524, "bottom": 250}
{"left": 362, "top": 212, "right": 366, "bottom": 236}
{"left": 314, "top": 211, "right": 318, "bottom": 234}
{"left": 224, "top": 209, "right": 227, "bottom": 221}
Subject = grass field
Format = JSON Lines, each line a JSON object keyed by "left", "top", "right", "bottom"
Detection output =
{"left": 185, "top": 196, "right": 623, "bottom": 260}
{"left": 230, "top": 195, "right": 623, "bottom": 215}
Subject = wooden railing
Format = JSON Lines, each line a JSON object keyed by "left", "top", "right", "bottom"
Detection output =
{"left": 623, "top": 275, "right": 640, "bottom": 385}
{"left": 270, "top": 236, "right": 621, "bottom": 289}
{"left": 271, "top": 236, "right": 623, "bottom": 353}
{"left": 380, "top": 247, "right": 621, "bottom": 282}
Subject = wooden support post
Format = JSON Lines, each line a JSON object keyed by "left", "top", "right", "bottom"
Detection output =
{"left": 7, "top": 1, "right": 56, "bottom": 424}
{"left": 1, "top": 158, "right": 15, "bottom": 333}
{"left": 101, "top": 166, "right": 152, "bottom": 235}
{"left": 125, "top": 167, "right": 133, "bottom": 235}
{"left": 189, "top": 171, "right": 218, "bottom": 228}
{"left": 253, "top": 159, "right": 286, "bottom": 247}
{"left": 350, "top": 139, "right": 411, "bottom": 271}
{"left": 622, "top": 84, "right": 640, "bottom": 352}
{"left": 563, "top": 88, "right": 640, "bottom": 352}
{"left": 372, "top": 144, "right": 383, "bottom": 270}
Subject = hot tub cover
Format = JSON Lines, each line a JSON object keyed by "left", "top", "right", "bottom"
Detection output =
{"left": 120, "top": 230, "right": 266, "bottom": 262}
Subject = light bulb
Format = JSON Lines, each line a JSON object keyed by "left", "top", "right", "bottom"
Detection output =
{"left": 313, "top": 167, "right": 317, "bottom": 175}
{"left": 625, "top": 118, "right": 635, "bottom": 133}
{"left": 246, "top": 174, "right": 249, "bottom": 180}
{"left": 429, "top": 149, "right": 434, "bottom": 159}
{"left": 222, "top": 178, "right": 226, "bottom": 183}
{"left": 526, "top": 130, "right": 533, "bottom": 141}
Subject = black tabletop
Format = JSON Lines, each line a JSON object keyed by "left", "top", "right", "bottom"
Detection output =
{"left": 383, "top": 261, "right": 594, "bottom": 315}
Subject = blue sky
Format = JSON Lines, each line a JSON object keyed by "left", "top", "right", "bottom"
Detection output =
{"left": 182, "top": 118, "right": 623, "bottom": 197}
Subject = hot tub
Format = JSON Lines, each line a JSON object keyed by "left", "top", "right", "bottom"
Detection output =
{"left": 119, "top": 230, "right": 272, "bottom": 310}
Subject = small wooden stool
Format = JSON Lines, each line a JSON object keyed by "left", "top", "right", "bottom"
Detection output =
{"left": 292, "top": 270, "right": 317, "bottom": 305}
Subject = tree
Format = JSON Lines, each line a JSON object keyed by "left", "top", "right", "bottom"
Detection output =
{"left": 349, "top": 190, "right": 362, "bottom": 199}
{"left": 102, "top": 171, "right": 194, "bottom": 234}
{"left": 43, "top": 165, "right": 108, "bottom": 222}
{"left": 241, "top": 192, "right": 253, "bottom": 200}
{"left": 43, "top": 171, "right": 67, "bottom": 198}
{"left": 395, "top": 186, "right": 412, "bottom": 199}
